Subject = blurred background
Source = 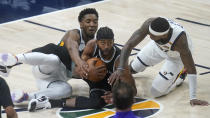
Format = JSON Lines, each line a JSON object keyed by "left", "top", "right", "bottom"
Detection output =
{"left": 0, "top": 0, "right": 103, "bottom": 24}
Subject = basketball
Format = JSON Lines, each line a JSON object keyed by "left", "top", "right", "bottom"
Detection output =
{"left": 87, "top": 57, "right": 107, "bottom": 82}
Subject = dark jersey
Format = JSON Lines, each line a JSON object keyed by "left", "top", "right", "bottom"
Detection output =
{"left": 0, "top": 77, "right": 14, "bottom": 118}
{"left": 58, "top": 29, "right": 86, "bottom": 56}
{"left": 84, "top": 45, "right": 121, "bottom": 91}
{"left": 32, "top": 43, "right": 72, "bottom": 71}
{"left": 32, "top": 29, "right": 87, "bottom": 71}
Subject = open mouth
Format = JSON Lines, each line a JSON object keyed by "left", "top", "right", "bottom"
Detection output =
{"left": 89, "top": 29, "right": 95, "bottom": 32}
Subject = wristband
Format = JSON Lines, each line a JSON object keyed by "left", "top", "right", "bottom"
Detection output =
{"left": 117, "top": 67, "right": 125, "bottom": 71}
{"left": 188, "top": 74, "right": 197, "bottom": 100}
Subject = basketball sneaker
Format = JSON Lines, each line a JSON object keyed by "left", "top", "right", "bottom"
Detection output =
{"left": 11, "top": 90, "right": 29, "bottom": 103}
{"left": 28, "top": 96, "right": 51, "bottom": 112}
{"left": 0, "top": 53, "right": 18, "bottom": 66}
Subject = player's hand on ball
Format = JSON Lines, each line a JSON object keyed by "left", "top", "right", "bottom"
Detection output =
{"left": 108, "top": 69, "right": 123, "bottom": 86}
{"left": 101, "top": 91, "right": 113, "bottom": 104}
{"left": 95, "top": 65, "right": 107, "bottom": 80}
{"left": 77, "top": 60, "right": 89, "bottom": 79}
{"left": 87, "top": 57, "right": 107, "bottom": 82}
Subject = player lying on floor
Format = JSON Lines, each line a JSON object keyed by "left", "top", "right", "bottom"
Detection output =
{"left": 27, "top": 27, "right": 137, "bottom": 112}
{"left": 0, "top": 8, "right": 99, "bottom": 105}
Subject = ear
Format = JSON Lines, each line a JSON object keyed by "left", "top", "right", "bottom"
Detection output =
{"left": 79, "top": 22, "right": 83, "bottom": 28}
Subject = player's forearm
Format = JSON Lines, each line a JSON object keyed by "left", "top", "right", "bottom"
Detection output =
{"left": 118, "top": 45, "right": 133, "bottom": 69}
{"left": 182, "top": 57, "right": 196, "bottom": 74}
{"left": 67, "top": 44, "right": 81, "bottom": 66}
{"left": 70, "top": 50, "right": 82, "bottom": 66}
{"left": 180, "top": 49, "right": 197, "bottom": 74}
{"left": 186, "top": 62, "right": 196, "bottom": 74}
{"left": 181, "top": 55, "right": 197, "bottom": 99}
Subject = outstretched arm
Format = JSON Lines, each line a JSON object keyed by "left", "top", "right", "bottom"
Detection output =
{"left": 102, "top": 57, "right": 137, "bottom": 104}
{"left": 118, "top": 57, "right": 137, "bottom": 95}
{"left": 108, "top": 18, "right": 155, "bottom": 84}
{"left": 64, "top": 30, "right": 88, "bottom": 78}
{"left": 174, "top": 32, "right": 209, "bottom": 106}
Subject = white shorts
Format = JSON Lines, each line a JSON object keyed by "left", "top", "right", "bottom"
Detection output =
{"left": 131, "top": 40, "right": 185, "bottom": 92}
{"left": 152, "top": 58, "right": 183, "bottom": 93}
{"left": 32, "top": 62, "right": 71, "bottom": 90}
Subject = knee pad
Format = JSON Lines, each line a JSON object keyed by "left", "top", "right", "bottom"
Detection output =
{"left": 48, "top": 81, "right": 72, "bottom": 98}
{"left": 130, "top": 57, "right": 147, "bottom": 73}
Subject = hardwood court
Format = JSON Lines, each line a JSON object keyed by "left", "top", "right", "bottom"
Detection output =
{"left": 0, "top": 0, "right": 210, "bottom": 117}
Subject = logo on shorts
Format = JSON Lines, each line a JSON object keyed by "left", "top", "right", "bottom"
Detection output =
{"left": 57, "top": 98, "right": 162, "bottom": 118}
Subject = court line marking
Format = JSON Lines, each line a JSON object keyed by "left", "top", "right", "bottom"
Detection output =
{"left": 176, "top": 18, "right": 210, "bottom": 27}
{"left": 0, "top": 0, "right": 111, "bottom": 26}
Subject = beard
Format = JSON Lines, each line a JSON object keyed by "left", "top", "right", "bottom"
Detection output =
{"left": 101, "top": 48, "right": 113, "bottom": 56}
{"left": 87, "top": 34, "right": 95, "bottom": 39}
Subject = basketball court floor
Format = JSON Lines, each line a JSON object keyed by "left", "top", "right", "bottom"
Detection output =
{"left": 0, "top": 0, "right": 210, "bottom": 117}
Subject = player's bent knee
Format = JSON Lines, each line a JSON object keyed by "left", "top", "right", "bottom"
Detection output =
{"left": 152, "top": 72, "right": 173, "bottom": 94}
{"left": 60, "top": 84, "right": 72, "bottom": 97}
{"left": 130, "top": 59, "right": 147, "bottom": 73}
{"left": 50, "top": 82, "right": 72, "bottom": 99}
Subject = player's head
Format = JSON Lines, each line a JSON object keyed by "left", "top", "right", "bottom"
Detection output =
{"left": 149, "top": 17, "right": 171, "bottom": 44}
{"left": 78, "top": 8, "right": 99, "bottom": 39}
{"left": 96, "top": 26, "right": 114, "bottom": 56}
{"left": 112, "top": 81, "right": 134, "bottom": 110}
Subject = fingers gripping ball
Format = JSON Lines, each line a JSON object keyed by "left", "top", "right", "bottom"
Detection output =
{"left": 87, "top": 57, "right": 107, "bottom": 82}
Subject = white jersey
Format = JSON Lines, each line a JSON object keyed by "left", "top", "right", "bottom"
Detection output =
{"left": 78, "top": 28, "right": 86, "bottom": 52}
{"left": 154, "top": 18, "right": 192, "bottom": 58}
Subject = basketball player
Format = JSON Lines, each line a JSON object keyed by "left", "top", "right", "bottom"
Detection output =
{"left": 58, "top": 7, "right": 99, "bottom": 79}
{"left": 109, "top": 17, "right": 209, "bottom": 106}
{"left": 28, "top": 27, "right": 137, "bottom": 111}
{"left": 0, "top": 76, "right": 18, "bottom": 118}
{"left": 0, "top": 8, "right": 99, "bottom": 104}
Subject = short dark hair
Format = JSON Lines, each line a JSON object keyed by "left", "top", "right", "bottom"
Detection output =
{"left": 112, "top": 81, "right": 134, "bottom": 110}
{"left": 96, "top": 26, "right": 114, "bottom": 40}
{"left": 150, "top": 17, "right": 170, "bottom": 32}
{"left": 78, "top": 8, "right": 99, "bottom": 22}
